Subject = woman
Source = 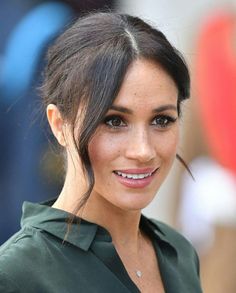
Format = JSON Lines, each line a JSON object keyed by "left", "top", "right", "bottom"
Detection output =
{"left": 0, "top": 12, "right": 202, "bottom": 293}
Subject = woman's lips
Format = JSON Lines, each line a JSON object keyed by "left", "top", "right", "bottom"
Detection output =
{"left": 113, "top": 168, "right": 159, "bottom": 188}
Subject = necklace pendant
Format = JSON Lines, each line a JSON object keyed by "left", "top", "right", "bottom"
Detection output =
{"left": 136, "top": 270, "right": 142, "bottom": 278}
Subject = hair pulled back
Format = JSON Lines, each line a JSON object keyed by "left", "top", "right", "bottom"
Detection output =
{"left": 41, "top": 12, "right": 190, "bottom": 213}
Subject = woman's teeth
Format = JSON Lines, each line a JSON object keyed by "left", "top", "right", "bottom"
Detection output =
{"left": 115, "top": 171, "right": 153, "bottom": 180}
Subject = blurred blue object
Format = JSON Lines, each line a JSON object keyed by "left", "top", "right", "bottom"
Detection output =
{"left": 0, "top": 2, "right": 73, "bottom": 104}
{"left": 0, "top": 1, "right": 74, "bottom": 244}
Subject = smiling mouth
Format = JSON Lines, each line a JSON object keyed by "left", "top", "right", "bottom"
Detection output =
{"left": 113, "top": 168, "right": 158, "bottom": 180}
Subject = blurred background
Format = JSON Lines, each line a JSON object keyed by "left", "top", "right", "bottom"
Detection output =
{"left": 1, "top": 1, "right": 236, "bottom": 292}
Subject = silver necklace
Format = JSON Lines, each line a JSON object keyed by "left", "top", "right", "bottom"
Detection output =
{"left": 135, "top": 232, "right": 144, "bottom": 278}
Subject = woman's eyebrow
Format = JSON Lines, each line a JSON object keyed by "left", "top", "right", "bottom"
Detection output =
{"left": 109, "top": 105, "right": 132, "bottom": 114}
{"left": 152, "top": 104, "right": 177, "bottom": 113}
{"left": 109, "top": 104, "right": 177, "bottom": 114}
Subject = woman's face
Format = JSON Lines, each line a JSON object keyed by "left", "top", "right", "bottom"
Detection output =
{"left": 86, "top": 58, "right": 179, "bottom": 212}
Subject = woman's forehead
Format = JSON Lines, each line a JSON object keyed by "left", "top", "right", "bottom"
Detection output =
{"left": 111, "top": 59, "right": 178, "bottom": 109}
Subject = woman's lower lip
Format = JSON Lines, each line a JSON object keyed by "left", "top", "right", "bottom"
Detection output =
{"left": 113, "top": 171, "right": 157, "bottom": 188}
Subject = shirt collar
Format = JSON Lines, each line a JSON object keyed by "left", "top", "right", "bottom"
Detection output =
{"left": 21, "top": 198, "right": 104, "bottom": 250}
{"left": 21, "top": 198, "right": 176, "bottom": 254}
{"left": 140, "top": 215, "right": 176, "bottom": 253}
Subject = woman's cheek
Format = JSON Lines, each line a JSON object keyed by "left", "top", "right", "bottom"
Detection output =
{"left": 88, "top": 131, "right": 126, "bottom": 164}
{"left": 153, "top": 128, "right": 179, "bottom": 154}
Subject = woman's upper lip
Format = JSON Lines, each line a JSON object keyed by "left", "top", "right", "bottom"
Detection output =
{"left": 114, "top": 168, "right": 158, "bottom": 174}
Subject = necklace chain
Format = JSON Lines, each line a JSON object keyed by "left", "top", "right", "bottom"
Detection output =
{"left": 134, "top": 231, "right": 144, "bottom": 278}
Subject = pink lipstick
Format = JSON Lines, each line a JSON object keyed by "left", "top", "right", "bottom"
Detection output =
{"left": 113, "top": 168, "right": 158, "bottom": 188}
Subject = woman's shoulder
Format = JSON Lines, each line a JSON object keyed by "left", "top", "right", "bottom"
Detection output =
{"left": 0, "top": 226, "right": 45, "bottom": 262}
{"left": 0, "top": 226, "right": 52, "bottom": 292}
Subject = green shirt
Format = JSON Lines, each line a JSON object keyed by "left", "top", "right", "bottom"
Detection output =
{"left": 0, "top": 199, "right": 202, "bottom": 292}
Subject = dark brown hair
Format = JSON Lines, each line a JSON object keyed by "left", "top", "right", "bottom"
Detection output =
{"left": 41, "top": 12, "right": 191, "bottom": 214}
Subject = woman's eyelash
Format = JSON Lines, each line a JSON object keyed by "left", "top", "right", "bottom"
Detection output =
{"left": 103, "top": 115, "right": 126, "bottom": 128}
{"left": 152, "top": 115, "right": 177, "bottom": 128}
{"left": 103, "top": 114, "right": 177, "bottom": 129}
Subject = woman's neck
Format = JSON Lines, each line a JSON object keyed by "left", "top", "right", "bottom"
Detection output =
{"left": 82, "top": 192, "right": 142, "bottom": 247}
{"left": 53, "top": 180, "right": 142, "bottom": 248}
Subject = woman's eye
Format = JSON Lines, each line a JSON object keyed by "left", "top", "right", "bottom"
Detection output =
{"left": 104, "top": 116, "right": 126, "bottom": 128}
{"left": 152, "top": 116, "right": 177, "bottom": 128}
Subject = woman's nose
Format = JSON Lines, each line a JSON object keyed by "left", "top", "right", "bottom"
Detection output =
{"left": 124, "top": 128, "right": 156, "bottom": 163}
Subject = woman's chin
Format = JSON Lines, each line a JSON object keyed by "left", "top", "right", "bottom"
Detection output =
{"left": 112, "top": 194, "right": 155, "bottom": 212}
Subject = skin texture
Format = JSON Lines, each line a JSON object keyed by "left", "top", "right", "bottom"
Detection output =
{"left": 47, "top": 58, "right": 179, "bottom": 292}
{"left": 48, "top": 57, "right": 179, "bottom": 235}
{"left": 88, "top": 58, "right": 179, "bottom": 212}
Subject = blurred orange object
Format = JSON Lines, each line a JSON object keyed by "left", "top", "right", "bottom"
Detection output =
{"left": 196, "top": 12, "right": 236, "bottom": 175}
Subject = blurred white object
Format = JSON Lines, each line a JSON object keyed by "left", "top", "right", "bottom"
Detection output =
{"left": 179, "top": 156, "right": 236, "bottom": 254}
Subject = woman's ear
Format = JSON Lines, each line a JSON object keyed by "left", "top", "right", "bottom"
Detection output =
{"left": 46, "top": 104, "right": 66, "bottom": 147}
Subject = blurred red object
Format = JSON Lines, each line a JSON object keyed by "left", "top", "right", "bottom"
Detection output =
{"left": 196, "top": 12, "right": 236, "bottom": 175}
